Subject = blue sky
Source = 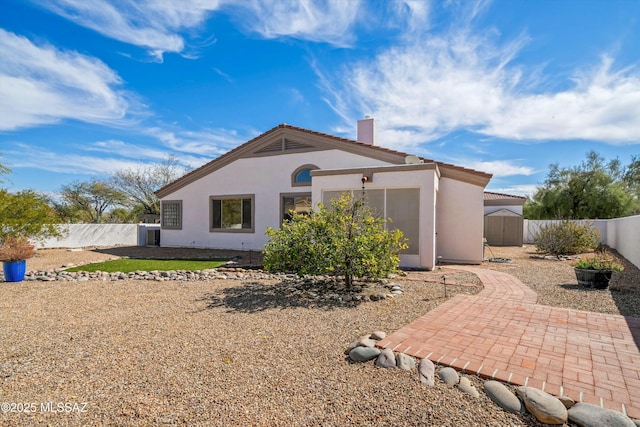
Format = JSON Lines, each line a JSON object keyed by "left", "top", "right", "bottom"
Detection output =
{"left": 1, "top": 0, "right": 639, "bottom": 198}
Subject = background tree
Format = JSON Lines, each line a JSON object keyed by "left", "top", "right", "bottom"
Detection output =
{"left": 0, "top": 157, "right": 10, "bottom": 184}
{"left": 524, "top": 151, "right": 637, "bottom": 219}
{"left": 0, "top": 189, "right": 61, "bottom": 243}
{"left": 263, "top": 192, "right": 407, "bottom": 288}
{"left": 621, "top": 155, "right": 640, "bottom": 214}
{"left": 57, "top": 179, "right": 128, "bottom": 223}
{"left": 110, "top": 156, "right": 186, "bottom": 219}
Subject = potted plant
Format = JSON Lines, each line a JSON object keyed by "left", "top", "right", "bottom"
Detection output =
{"left": 0, "top": 236, "right": 36, "bottom": 282}
{"left": 573, "top": 252, "right": 624, "bottom": 289}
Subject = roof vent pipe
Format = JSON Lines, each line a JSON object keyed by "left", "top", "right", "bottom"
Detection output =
{"left": 357, "top": 116, "right": 376, "bottom": 146}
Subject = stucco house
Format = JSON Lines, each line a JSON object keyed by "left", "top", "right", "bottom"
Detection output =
{"left": 155, "top": 118, "right": 492, "bottom": 270}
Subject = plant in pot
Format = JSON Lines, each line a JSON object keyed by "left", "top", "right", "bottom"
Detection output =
{"left": 0, "top": 236, "right": 36, "bottom": 282}
{"left": 572, "top": 251, "right": 624, "bottom": 289}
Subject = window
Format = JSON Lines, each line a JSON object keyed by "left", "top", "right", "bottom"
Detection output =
{"left": 161, "top": 200, "right": 182, "bottom": 229}
{"left": 210, "top": 195, "right": 254, "bottom": 232}
{"left": 291, "top": 164, "right": 318, "bottom": 187}
{"left": 386, "top": 188, "right": 420, "bottom": 255}
{"left": 281, "top": 193, "right": 312, "bottom": 222}
{"left": 321, "top": 188, "right": 420, "bottom": 255}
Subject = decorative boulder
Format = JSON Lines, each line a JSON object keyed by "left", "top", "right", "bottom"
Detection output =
{"left": 395, "top": 353, "right": 416, "bottom": 371}
{"left": 438, "top": 367, "right": 460, "bottom": 385}
{"left": 371, "top": 331, "right": 387, "bottom": 340}
{"left": 567, "top": 402, "right": 636, "bottom": 427}
{"left": 516, "top": 386, "right": 567, "bottom": 424}
{"left": 418, "top": 358, "right": 435, "bottom": 386}
{"left": 484, "top": 380, "right": 523, "bottom": 414}
{"left": 349, "top": 347, "right": 381, "bottom": 362}
{"left": 374, "top": 348, "right": 396, "bottom": 368}
{"left": 457, "top": 376, "right": 479, "bottom": 398}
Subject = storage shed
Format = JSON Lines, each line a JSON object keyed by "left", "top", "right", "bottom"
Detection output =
{"left": 483, "top": 192, "right": 526, "bottom": 246}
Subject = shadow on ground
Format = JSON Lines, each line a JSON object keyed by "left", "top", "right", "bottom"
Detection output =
{"left": 197, "top": 280, "right": 366, "bottom": 313}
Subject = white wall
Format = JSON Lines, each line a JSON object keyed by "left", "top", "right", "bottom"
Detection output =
{"left": 160, "top": 150, "right": 391, "bottom": 251}
{"left": 524, "top": 216, "right": 640, "bottom": 269}
{"left": 524, "top": 219, "right": 608, "bottom": 245}
{"left": 37, "top": 224, "right": 138, "bottom": 248}
{"left": 606, "top": 216, "right": 640, "bottom": 269}
{"left": 436, "top": 178, "right": 486, "bottom": 264}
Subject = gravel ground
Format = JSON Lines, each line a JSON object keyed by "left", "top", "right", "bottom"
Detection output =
{"left": 475, "top": 244, "right": 640, "bottom": 316}
{"left": 1, "top": 245, "right": 638, "bottom": 426}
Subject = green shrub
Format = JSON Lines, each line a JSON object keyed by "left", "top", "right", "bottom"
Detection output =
{"left": 533, "top": 220, "right": 600, "bottom": 256}
{"left": 263, "top": 192, "right": 407, "bottom": 288}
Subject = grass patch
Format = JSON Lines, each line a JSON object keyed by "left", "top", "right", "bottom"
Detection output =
{"left": 65, "top": 258, "right": 229, "bottom": 273}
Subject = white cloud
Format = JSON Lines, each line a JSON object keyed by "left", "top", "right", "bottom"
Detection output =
{"left": 462, "top": 160, "right": 536, "bottom": 177}
{"left": 231, "top": 0, "right": 361, "bottom": 46}
{"left": 0, "top": 29, "right": 139, "bottom": 131}
{"left": 33, "top": 0, "right": 365, "bottom": 59}
{"left": 320, "top": 4, "right": 640, "bottom": 149}
{"left": 145, "top": 127, "right": 245, "bottom": 156}
{"left": 487, "top": 184, "right": 538, "bottom": 198}
{"left": 33, "top": 0, "right": 222, "bottom": 60}
{"left": 482, "top": 57, "right": 640, "bottom": 144}
{"left": 82, "top": 140, "right": 174, "bottom": 161}
{"left": 5, "top": 143, "right": 147, "bottom": 174}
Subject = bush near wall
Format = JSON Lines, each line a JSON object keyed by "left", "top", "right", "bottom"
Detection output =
{"left": 533, "top": 220, "right": 600, "bottom": 256}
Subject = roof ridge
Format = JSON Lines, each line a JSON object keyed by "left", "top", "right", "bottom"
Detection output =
{"left": 484, "top": 191, "right": 526, "bottom": 199}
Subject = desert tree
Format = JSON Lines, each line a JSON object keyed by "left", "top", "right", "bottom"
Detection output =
{"left": 110, "top": 155, "right": 187, "bottom": 217}
{"left": 58, "top": 179, "right": 128, "bottom": 223}
{"left": 524, "top": 151, "right": 637, "bottom": 219}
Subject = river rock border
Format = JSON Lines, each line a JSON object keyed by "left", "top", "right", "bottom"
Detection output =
{"left": 347, "top": 331, "right": 639, "bottom": 427}
{"left": 6, "top": 268, "right": 406, "bottom": 304}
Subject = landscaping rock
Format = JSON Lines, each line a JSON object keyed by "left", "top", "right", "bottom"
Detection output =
{"left": 374, "top": 349, "right": 396, "bottom": 368}
{"left": 418, "top": 358, "right": 435, "bottom": 386}
{"left": 438, "top": 367, "right": 460, "bottom": 385}
{"left": 457, "top": 376, "right": 479, "bottom": 398}
{"left": 567, "top": 402, "right": 636, "bottom": 427}
{"left": 558, "top": 395, "right": 575, "bottom": 409}
{"left": 349, "top": 347, "right": 381, "bottom": 362}
{"left": 358, "top": 338, "right": 377, "bottom": 348}
{"left": 395, "top": 353, "right": 416, "bottom": 371}
{"left": 484, "top": 380, "right": 523, "bottom": 414}
{"left": 516, "top": 386, "right": 567, "bottom": 424}
{"left": 371, "top": 331, "right": 386, "bottom": 340}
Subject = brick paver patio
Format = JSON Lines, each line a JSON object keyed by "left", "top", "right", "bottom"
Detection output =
{"left": 377, "top": 267, "right": 640, "bottom": 419}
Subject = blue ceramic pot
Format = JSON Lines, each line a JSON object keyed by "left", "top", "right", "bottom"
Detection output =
{"left": 3, "top": 260, "right": 27, "bottom": 282}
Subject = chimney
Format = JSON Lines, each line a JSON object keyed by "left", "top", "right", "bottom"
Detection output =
{"left": 357, "top": 116, "right": 375, "bottom": 145}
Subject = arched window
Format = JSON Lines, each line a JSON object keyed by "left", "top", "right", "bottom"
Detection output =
{"left": 291, "top": 164, "right": 318, "bottom": 187}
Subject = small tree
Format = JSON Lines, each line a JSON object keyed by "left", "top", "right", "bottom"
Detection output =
{"left": 263, "top": 192, "right": 407, "bottom": 288}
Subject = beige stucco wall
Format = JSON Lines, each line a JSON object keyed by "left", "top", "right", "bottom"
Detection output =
{"left": 436, "top": 177, "right": 485, "bottom": 264}
{"left": 160, "top": 150, "right": 391, "bottom": 250}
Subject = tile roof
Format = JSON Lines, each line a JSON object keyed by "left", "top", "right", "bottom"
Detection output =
{"left": 156, "top": 123, "right": 493, "bottom": 198}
